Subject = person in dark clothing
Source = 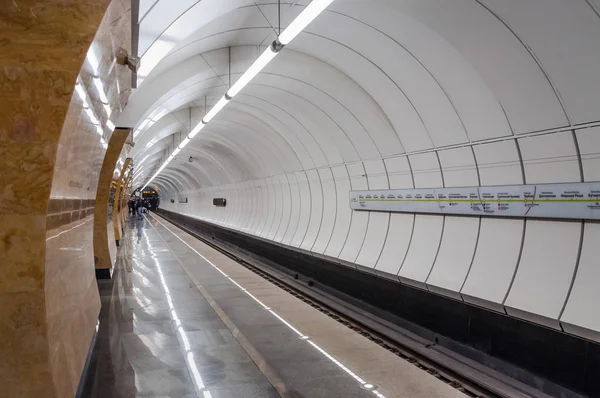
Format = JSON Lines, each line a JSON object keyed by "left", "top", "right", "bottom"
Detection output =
{"left": 128, "top": 198, "right": 135, "bottom": 215}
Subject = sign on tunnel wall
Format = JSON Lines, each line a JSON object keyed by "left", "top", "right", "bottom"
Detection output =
{"left": 350, "top": 182, "right": 600, "bottom": 220}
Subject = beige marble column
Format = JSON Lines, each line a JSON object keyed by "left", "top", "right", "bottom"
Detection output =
{"left": 112, "top": 157, "right": 131, "bottom": 244}
{"left": 121, "top": 168, "right": 133, "bottom": 227}
{"left": 93, "top": 128, "right": 131, "bottom": 274}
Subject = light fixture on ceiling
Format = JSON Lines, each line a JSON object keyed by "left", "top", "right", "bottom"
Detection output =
{"left": 226, "top": 44, "right": 279, "bottom": 98}
{"left": 142, "top": 0, "right": 335, "bottom": 190}
{"left": 279, "top": 0, "right": 334, "bottom": 44}
{"left": 179, "top": 137, "right": 191, "bottom": 149}
{"left": 202, "top": 96, "right": 230, "bottom": 123}
{"left": 187, "top": 122, "right": 206, "bottom": 139}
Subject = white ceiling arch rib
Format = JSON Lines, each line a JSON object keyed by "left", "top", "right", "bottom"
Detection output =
{"left": 123, "top": 0, "right": 600, "bottom": 357}
{"left": 196, "top": 128, "right": 275, "bottom": 179}
{"left": 122, "top": 0, "right": 600, "bottom": 194}
{"left": 153, "top": 176, "right": 179, "bottom": 194}
{"left": 132, "top": 131, "right": 252, "bottom": 188}
{"left": 254, "top": 71, "right": 383, "bottom": 159}
{"left": 247, "top": 83, "right": 360, "bottom": 163}
{"left": 233, "top": 92, "right": 329, "bottom": 167}
{"left": 214, "top": 104, "right": 306, "bottom": 169}
{"left": 154, "top": 171, "right": 188, "bottom": 191}
{"left": 208, "top": 119, "right": 298, "bottom": 174}
{"left": 145, "top": 163, "right": 197, "bottom": 190}
{"left": 169, "top": 167, "right": 202, "bottom": 189}
{"left": 184, "top": 147, "right": 241, "bottom": 183}
{"left": 129, "top": 102, "right": 304, "bottom": 187}
{"left": 133, "top": 137, "right": 252, "bottom": 188}
{"left": 225, "top": 100, "right": 317, "bottom": 169}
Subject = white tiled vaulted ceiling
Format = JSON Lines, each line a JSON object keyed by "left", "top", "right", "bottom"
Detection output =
{"left": 118, "top": 0, "right": 600, "bottom": 342}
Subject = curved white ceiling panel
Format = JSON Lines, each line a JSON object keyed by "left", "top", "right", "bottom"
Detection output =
{"left": 479, "top": 0, "right": 600, "bottom": 125}
{"left": 381, "top": 0, "right": 569, "bottom": 134}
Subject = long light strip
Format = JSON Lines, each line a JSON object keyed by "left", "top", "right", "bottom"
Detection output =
{"left": 178, "top": 137, "right": 191, "bottom": 149}
{"left": 202, "top": 96, "right": 230, "bottom": 123}
{"left": 227, "top": 46, "right": 278, "bottom": 97}
{"left": 142, "top": 0, "right": 335, "bottom": 189}
{"left": 188, "top": 122, "right": 206, "bottom": 139}
{"left": 279, "top": 0, "right": 335, "bottom": 44}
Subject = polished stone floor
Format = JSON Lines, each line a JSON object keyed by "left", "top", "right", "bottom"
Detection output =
{"left": 83, "top": 213, "right": 465, "bottom": 398}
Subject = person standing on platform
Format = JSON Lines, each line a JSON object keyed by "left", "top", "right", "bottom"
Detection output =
{"left": 136, "top": 197, "right": 144, "bottom": 219}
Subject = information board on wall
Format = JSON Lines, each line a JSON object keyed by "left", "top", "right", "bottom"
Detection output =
{"left": 350, "top": 182, "right": 600, "bottom": 220}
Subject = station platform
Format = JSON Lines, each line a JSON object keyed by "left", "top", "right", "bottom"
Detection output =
{"left": 83, "top": 213, "right": 466, "bottom": 398}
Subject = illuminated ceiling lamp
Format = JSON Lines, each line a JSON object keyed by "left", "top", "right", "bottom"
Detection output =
{"left": 278, "top": 0, "right": 335, "bottom": 45}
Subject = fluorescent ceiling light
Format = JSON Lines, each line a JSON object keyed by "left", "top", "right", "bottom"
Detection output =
{"left": 172, "top": 147, "right": 182, "bottom": 156}
{"left": 279, "top": 0, "right": 335, "bottom": 45}
{"left": 188, "top": 122, "right": 206, "bottom": 139}
{"left": 106, "top": 120, "right": 116, "bottom": 131}
{"left": 202, "top": 96, "right": 229, "bottom": 123}
{"left": 92, "top": 77, "right": 109, "bottom": 104}
{"left": 179, "top": 137, "right": 191, "bottom": 149}
{"left": 227, "top": 46, "right": 277, "bottom": 97}
{"left": 96, "top": 126, "right": 103, "bottom": 136}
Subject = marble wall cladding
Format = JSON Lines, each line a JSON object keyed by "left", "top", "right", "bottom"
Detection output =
{"left": 0, "top": 0, "right": 132, "bottom": 397}
{"left": 46, "top": 0, "right": 133, "bottom": 395}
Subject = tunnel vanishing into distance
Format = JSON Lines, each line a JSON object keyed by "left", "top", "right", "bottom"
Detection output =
{"left": 2, "top": 1, "right": 600, "bottom": 397}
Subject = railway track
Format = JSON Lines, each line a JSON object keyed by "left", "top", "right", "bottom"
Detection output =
{"left": 155, "top": 212, "right": 550, "bottom": 398}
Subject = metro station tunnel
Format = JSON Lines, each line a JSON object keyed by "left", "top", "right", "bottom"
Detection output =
{"left": 3, "top": 1, "right": 600, "bottom": 397}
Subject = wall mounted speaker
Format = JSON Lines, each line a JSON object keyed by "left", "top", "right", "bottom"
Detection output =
{"left": 213, "top": 198, "right": 227, "bottom": 207}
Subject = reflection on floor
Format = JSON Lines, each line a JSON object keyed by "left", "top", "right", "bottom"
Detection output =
{"left": 83, "top": 213, "right": 465, "bottom": 398}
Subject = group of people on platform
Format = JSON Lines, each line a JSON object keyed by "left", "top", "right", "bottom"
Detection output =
{"left": 128, "top": 196, "right": 159, "bottom": 219}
